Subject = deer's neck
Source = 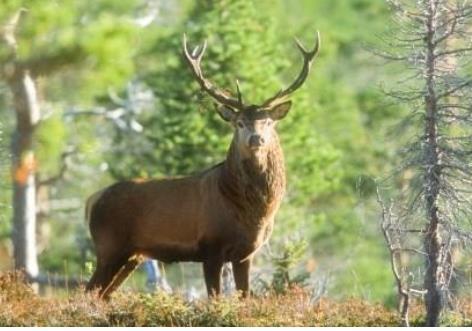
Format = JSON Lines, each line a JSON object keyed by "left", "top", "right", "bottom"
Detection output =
{"left": 219, "top": 136, "right": 286, "bottom": 224}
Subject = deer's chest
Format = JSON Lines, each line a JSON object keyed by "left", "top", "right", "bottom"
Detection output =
{"left": 225, "top": 218, "right": 274, "bottom": 262}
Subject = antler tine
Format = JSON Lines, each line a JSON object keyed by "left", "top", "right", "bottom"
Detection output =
{"left": 235, "top": 79, "right": 243, "bottom": 104}
{"left": 262, "top": 30, "right": 320, "bottom": 108}
{"left": 182, "top": 34, "right": 245, "bottom": 111}
{"left": 189, "top": 38, "right": 207, "bottom": 64}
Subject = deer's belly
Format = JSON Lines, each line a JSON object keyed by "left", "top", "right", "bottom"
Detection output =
{"left": 138, "top": 242, "right": 201, "bottom": 263}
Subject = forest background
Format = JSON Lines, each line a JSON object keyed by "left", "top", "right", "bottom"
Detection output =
{"left": 0, "top": 0, "right": 469, "bottom": 312}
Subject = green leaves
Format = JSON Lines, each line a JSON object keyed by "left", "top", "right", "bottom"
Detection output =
{"left": 2, "top": 1, "right": 139, "bottom": 102}
{"left": 35, "top": 112, "right": 66, "bottom": 175}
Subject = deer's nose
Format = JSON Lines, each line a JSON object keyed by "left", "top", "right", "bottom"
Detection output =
{"left": 249, "top": 135, "right": 265, "bottom": 148}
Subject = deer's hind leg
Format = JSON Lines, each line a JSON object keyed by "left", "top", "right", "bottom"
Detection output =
{"left": 86, "top": 253, "right": 130, "bottom": 299}
{"left": 100, "top": 255, "right": 144, "bottom": 299}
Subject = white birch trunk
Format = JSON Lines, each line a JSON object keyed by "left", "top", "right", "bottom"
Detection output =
{"left": 2, "top": 10, "right": 40, "bottom": 279}
{"left": 10, "top": 70, "right": 40, "bottom": 279}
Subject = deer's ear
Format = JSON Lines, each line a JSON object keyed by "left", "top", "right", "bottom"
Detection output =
{"left": 269, "top": 101, "right": 292, "bottom": 120}
{"left": 216, "top": 105, "right": 237, "bottom": 122}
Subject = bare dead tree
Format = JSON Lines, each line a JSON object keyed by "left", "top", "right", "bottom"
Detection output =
{"left": 376, "top": 0, "right": 472, "bottom": 326}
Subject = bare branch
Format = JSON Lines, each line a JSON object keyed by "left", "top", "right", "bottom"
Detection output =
{"left": 377, "top": 187, "right": 410, "bottom": 327}
{"left": 436, "top": 79, "right": 472, "bottom": 100}
{"left": 434, "top": 14, "right": 458, "bottom": 46}
{"left": 435, "top": 47, "right": 472, "bottom": 58}
{"left": 392, "top": 247, "right": 428, "bottom": 256}
{"left": 0, "top": 8, "right": 27, "bottom": 51}
{"left": 38, "top": 148, "right": 77, "bottom": 187}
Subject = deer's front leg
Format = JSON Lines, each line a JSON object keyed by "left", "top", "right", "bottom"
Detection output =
{"left": 203, "top": 259, "right": 223, "bottom": 297}
{"left": 232, "top": 258, "right": 251, "bottom": 297}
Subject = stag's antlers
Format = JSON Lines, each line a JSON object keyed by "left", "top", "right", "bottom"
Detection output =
{"left": 183, "top": 34, "right": 245, "bottom": 111}
{"left": 261, "top": 31, "right": 320, "bottom": 108}
{"left": 183, "top": 31, "right": 320, "bottom": 111}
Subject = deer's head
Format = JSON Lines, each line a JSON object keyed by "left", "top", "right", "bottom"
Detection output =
{"left": 183, "top": 32, "right": 320, "bottom": 158}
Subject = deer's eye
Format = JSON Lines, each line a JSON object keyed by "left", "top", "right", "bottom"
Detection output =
{"left": 237, "top": 121, "right": 244, "bottom": 129}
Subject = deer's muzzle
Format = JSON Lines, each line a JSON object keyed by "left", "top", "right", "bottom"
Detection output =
{"left": 248, "top": 135, "right": 265, "bottom": 148}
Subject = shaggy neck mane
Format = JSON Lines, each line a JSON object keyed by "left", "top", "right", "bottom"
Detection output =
{"left": 218, "top": 135, "right": 286, "bottom": 226}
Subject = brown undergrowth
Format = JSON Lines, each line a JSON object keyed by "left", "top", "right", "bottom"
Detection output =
{"left": 1, "top": 272, "right": 470, "bottom": 327}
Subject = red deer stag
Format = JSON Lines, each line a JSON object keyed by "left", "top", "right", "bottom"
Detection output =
{"left": 85, "top": 32, "right": 320, "bottom": 299}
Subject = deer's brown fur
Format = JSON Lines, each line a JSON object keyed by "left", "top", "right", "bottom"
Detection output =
{"left": 86, "top": 32, "right": 319, "bottom": 299}
{"left": 86, "top": 113, "right": 285, "bottom": 299}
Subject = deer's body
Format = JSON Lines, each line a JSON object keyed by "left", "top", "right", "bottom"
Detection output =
{"left": 89, "top": 139, "right": 285, "bottom": 264}
{"left": 86, "top": 32, "right": 319, "bottom": 299}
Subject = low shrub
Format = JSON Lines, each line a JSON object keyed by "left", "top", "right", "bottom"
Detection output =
{"left": 0, "top": 272, "right": 470, "bottom": 326}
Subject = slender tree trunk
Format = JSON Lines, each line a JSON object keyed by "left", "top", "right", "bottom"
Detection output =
{"left": 1, "top": 9, "right": 40, "bottom": 280}
{"left": 2, "top": 9, "right": 84, "bottom": 280}
{"left": 423, "top": 0, "right": 443, "bottom": 326}
{"left": 7, "top": 67, "right": 40, "bottom": 279}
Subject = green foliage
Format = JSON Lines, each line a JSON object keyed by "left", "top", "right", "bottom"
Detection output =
{"left": 37, "top": 227, "right": 85, "bottom": 275}
{"left": 331, "top": 238, "right": 395, "bottom": 303}
{"left": 35, "top": 113, "right": 66, "bottom": 175}
{"left": 1, "top": 0, "right": 141, "bottom": 184}
{"left": 259, "top": 240, "right": 310, "bottom": 294}
{"left": 1, "top": 0, "right": 138, "bottom": 101}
